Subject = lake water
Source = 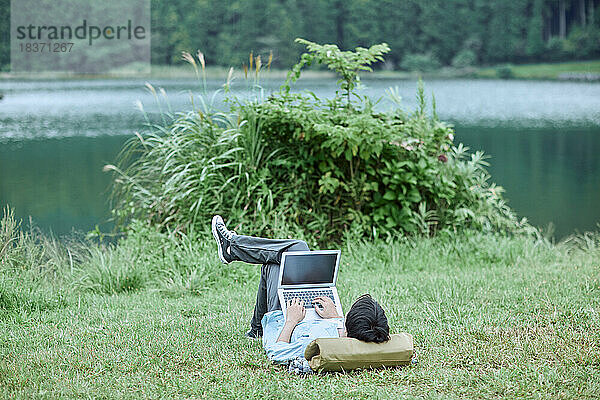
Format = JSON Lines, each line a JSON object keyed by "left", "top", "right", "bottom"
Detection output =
{"left": 1, "top": 78, "right": 599, "bottom": 238}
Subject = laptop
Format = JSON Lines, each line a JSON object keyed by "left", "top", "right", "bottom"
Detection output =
{"left": 278, "top": 250, "right": 344, "bottom": 321}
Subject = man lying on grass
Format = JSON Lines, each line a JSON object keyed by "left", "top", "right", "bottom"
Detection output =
{"left": 211, "top": 215, "right": 390, "bottom": 370}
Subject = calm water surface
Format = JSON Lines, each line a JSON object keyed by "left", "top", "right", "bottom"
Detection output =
{"left": 1, "top": 78, "right": 599, "bottom": 237}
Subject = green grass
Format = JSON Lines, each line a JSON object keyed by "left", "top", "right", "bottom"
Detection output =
{"left": 141, "top": 59, "right": 599, "bottom": 82}
{"left": 4, "top": 60, "right": 599, "bottom": 81}
{"left": 476, "top": 60, "right": 600, "bottom": 80}
{"left": 1, "top": 221, "right": 599, "bottom": 399}
{"left": 0, "top": 65, "right": 335, "bottom": 81}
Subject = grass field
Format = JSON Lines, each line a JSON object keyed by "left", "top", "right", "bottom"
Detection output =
{"left": 475, "top": 60, "right": 600, "bottom": 80}
{"left": 1, "top": 221, "right": 599, "bottom": 399}
{"left": 3, "top": 60, "right": 599, "bottom": 82}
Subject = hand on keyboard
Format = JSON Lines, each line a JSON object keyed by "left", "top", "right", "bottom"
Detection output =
{"left": 285, "top": 298, "right": 306, "bottom": 325}
{"left": 313, "top": 296, "right": 341, "bottom": 319}
{"left": 283, "top": 290, "right": 335, "bottom": 309}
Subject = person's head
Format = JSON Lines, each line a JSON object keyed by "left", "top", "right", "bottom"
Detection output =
{"left": 345, "top": 294, "right": 390, "bottom": 343}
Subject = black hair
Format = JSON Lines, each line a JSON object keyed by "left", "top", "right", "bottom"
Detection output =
{"left": 345, "top": 294, "right": 390, "bottom": 343}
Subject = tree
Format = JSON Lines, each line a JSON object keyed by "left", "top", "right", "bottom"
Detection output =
{"left": 527, "top": 0, "right": 546, "bottom": 57}
{"left": 0, "top": 0, "right": 8, "bottom": 71}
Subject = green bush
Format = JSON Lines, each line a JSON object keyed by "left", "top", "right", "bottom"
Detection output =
{"left": 400, "top": 53, "right": 441, "bottom": 72}
{"left": 235, "top": 93, "right": 528, "bottom": 240}
{"left": 564, "top": 26, "right": 600, "bottom": 59}
{"left": 496, "top": 64, "right": 514, "bottom": 79}
{"left": 451, "top": 49, "right": 477, "bottom": 68}
{"left": 108, "top": 40, "right": 532, "bottom": 244}
{"left": 544, "top": 37, "right": 569, "bottom": 61}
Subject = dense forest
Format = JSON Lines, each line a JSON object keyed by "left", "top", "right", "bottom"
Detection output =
{"left": 1, "top": 0, "right": 599, "bottom": 71}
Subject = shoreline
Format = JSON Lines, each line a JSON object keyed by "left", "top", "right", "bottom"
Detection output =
{"left": 1, "top": 60, "right": 599, "bottom": 82}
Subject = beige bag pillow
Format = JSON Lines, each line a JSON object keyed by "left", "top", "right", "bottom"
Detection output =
{"left": 304, "top": 333, "right": 414, "bottom": 372}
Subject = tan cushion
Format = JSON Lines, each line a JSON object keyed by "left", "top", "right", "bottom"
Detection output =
{"left": 304, "top": 333, "right": 414, "bottom": 372}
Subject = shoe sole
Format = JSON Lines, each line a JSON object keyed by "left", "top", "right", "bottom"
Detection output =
{"left": 211, "top": 215, "right": 228, "bottom": 264}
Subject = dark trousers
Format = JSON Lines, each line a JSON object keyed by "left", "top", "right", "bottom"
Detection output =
{"left": 229, "top": 234, "right": 310, "bottom": 331}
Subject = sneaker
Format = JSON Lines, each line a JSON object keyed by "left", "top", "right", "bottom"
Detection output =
{"left": 211, "top": 215, "right": 236, "bottom": 264}
{"left": 245, "top": 328, "right": 263, "bottom": 340}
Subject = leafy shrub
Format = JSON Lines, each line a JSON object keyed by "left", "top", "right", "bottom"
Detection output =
{"left": 451, "top": 49, "right": 477, "bottom": 68}
{"left": 564, "top": 26, "right": 600, "bottom": 59}
{"left": 286, "top": 38, "right": 390, "bottom": 105}
{"left": 108, "top": 40, "right": 531, "bottom": 244}
{"left": 544, "top": 37, "right": 569, "bottom": 61}
{"left": 400, "top": 53, "right": 441, "bottom": 72}
{"left": 234, "top": 91, "right": 528, "bottom": 240}
{"left": 496, "top": 64, "right": 514, "bottom": 79}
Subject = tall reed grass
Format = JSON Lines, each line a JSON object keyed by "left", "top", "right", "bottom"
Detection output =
{"left": 0, "top": 206, "right": 248, "bottom": 315}
{"left": 0, "top": 206, "right": 71, "bottom": 314}
{"left": 105, "top": 50, "right": 304, "bottom": 241}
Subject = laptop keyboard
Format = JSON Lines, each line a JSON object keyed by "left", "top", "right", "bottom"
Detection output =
{"left": 283, "top": 289, "right": 335, "bottom": 309}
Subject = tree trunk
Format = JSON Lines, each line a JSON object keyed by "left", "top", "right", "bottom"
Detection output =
{"left": 543, "top": 8, "right": 550, "bottom": 42}
{"left": 590, "top": 0, "right": 595, "bottom": 24}
{"left": 580, "top": 0, "right": 586, "bottom": 26}
{"left": 559, "top": 0, "right": 566, "bottom": 38}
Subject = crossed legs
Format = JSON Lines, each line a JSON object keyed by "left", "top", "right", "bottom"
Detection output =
{"left": 228, "top": 234, "right": 310, "bottom": 332}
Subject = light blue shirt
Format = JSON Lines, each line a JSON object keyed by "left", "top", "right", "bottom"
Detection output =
{"left": 261, "top": 310, "right": 340, "bottom": 363}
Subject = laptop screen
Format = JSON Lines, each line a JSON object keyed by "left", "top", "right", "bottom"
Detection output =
{"left": 281, "top": 253, "right": 338, "bottom": 285}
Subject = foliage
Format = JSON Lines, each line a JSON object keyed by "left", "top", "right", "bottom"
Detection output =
{"left": 234, "top": 87, "right": 530, "bottom": 240}
{"left": 563, "top": 25, "right": 600, "bottom": 59}
{"left": 400, "top": 53, "right": 441, "bottom": 72}
{"left": 526, "top": 0, "right": 546, "bottom": 57}
{"left": 0, "top": 0, "right": 8, "bottom": 71}
{"left": 106, "top": 108, "right": 242, "bottom": 230}
{"left": 496, "top": 64, "right": 515, "bottom": 79}
{"left": 107, "top": 41, "right": 532, "bottom": 245}
{"left": 283, "top": 38, "right": 390, "bottom": 105}
{"left": 475, "top": 59, "right": 600, "bottom": 80}
{"left": 451, "top": 49, "right": 477, "bottom": 68}
{"left": 544, "top": 37, "right": 570, "bottom": 61}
